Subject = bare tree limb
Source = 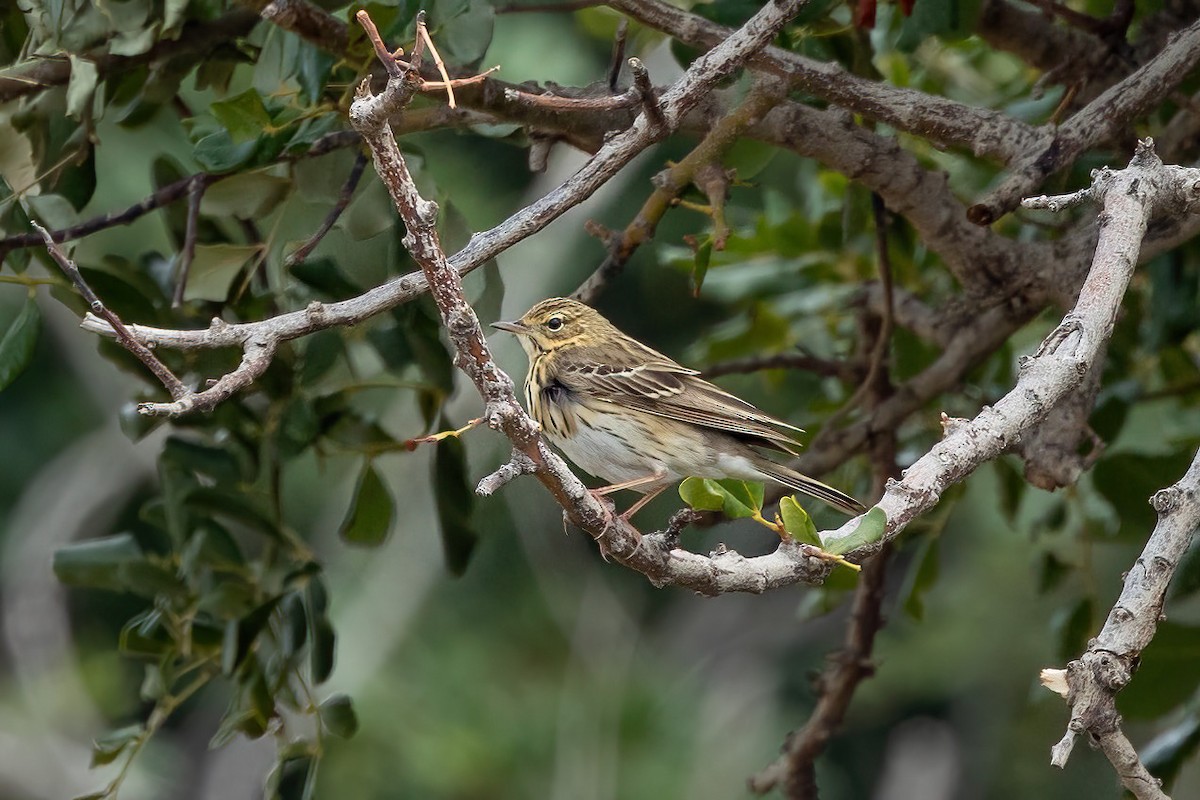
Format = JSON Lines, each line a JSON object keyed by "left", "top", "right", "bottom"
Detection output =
{"left": 606, "top": 0, "right": 1041, "bottom": 163}
{"left": 32, "top": 223, "right": 187, "bottom": 402}
{"left": 968, "top": 19, "right": 1200, "bottom": 225}
{"left": 573, "top": 75, "right": 789, "bottom": 302}
{"left": 1042, "top": 448, "right": 1200, "bottom": 800}
{"left": 822, "top": 140, "right": 1200, "bottom": 556}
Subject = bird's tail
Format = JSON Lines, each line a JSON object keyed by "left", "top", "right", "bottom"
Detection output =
{"left": 755, "top": 461, "right": 866, "bottom": 516}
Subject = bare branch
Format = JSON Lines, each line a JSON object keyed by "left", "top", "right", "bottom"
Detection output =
{"left": 969, "top": 20, "right": 1200, "bottom": 224}
{"left": 32, "top": 223, "right": 188, "bottom": 402}
{"left": 1044, "top": 448, "right": 1200, "bottom": 799}
{"left": 822, "top": 141, "right": 1200, "bottom": 559}
{"left": 607, "top": 0, "right": 1040, "bottom": 163}
{"left": 574, "top": 76, "right": 789, "bottom": 302}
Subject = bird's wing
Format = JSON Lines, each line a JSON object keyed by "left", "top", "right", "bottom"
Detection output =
{"left": 559, "top": 344, "right": 804, "bottom": 453}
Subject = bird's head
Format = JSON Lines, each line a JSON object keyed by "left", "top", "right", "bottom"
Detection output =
{"left": 492, "top": 298, "right": 612, "bottom": 357}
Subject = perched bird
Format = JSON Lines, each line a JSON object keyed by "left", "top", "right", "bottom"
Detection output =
{"left": 492, "top": 298, "right": 864, "bottom": 520}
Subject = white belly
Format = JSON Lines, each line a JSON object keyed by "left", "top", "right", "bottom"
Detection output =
{"left": 544, "top": 404, "right": 767, "bottom": 492}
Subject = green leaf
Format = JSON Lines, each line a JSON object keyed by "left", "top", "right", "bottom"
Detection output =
{"left": 90, "top": 724, "right": 143, "bottom": 767}
{"left": 433, "top": 423, "right": 477, "bottom": 575}
{"left": 899, "top": 535, "right": 940, "bottom": 621}
{"left": 182, "top": 244, "right": 260, "bottom": 303}
{"left": 222, "top": 596, "right": 283, "bottom": 676}
{"left": 309, "top": 614, "right": 336, "bottom": 685}
{"left": 66, "top": 54, "right": 99, "bottom": 119}
{"left": 679, "top": 476, "right": 725, "bottom": 512}
{"left": 713, "top": 479, "right": 763, "bottom": 518}
{"left": 780, "top": 495, "right": 820, "bottom": 546}
{"left": 210, "top": 88, "right": 272, "bottom": 142}
{"left": 339, "top": 461, "right": 394, "bottom": 546}
{"left": 162, "top": 436, "right": 244, "bottom": 484}
{"left": 201, "top": 172, "right": 291, "bottom": 219}
{"left": 691, "top": 237, "right": 712, "bottom": 296}
{"left": 431, "top": 0, "right": 495, "bottom": 66}
{"left": 677, "top": 478, "right": 763, "bottom": 518}
{"left": 319, "top": 693, "right": 359, "bottom": 739}
{"left": 0, "top": 296, "right": 40, "bottom": 393}
{"left": 269, "top": 754, "right": 317, "bottom": 800}
{"left": 53, "top": 534, "right": 144, "bottom": 591}
{"left": 187, "top": 487, "right": 280, "bottom": 539}
{"left": 824, "top": 506, "right": 887, "bottom": 556}
{"left": 296, "top": 42, "right": 335, "bottom": 104}
{"left": 193, "top": 130, "right": 259, "bottom": 172}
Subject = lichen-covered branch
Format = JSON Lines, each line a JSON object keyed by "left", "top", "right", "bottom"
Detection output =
{"left": 821, "top": 141, "right": 1200, "bottom": 559}
{"left": 1042, "top": 448, "right": 1200, "bottom": 800}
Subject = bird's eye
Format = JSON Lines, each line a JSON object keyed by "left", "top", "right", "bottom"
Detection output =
{"left": 546, "top": 315, "right": 564, "bottom": 331}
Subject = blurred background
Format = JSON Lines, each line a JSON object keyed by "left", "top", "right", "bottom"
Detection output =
{"left": 3, "top": 1, "right": 1200, "bottom": 798}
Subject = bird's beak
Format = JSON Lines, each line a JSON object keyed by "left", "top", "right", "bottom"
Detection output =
{"left": 491, "top": 320, "right": 527, "bottom": 335}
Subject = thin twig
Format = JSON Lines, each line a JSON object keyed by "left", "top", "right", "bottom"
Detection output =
{"left": 573, "top": 76, "right": 789, "bottom": 302}
{"left": 172, "top": 174, "right": 210, "bottom": 307}
{"left": 812, "top": 192, "right": 895, "bottom": 430}
{"left": 629, "top": 57, "right": 666, "bottom": 132}
{"left": 32, "top": 222, "right": 188, "bottom": 400}
{"left": 608, "top": 19, "right": 629, "bottom": 90}
{"left": 286, "top": 151, "right": 369, "bottom": 267}
{"left": 418, "top": 21, "right": 457, "bottom": 108}
{"left": 502, "top": 86, "right": 640, "bottom": 111}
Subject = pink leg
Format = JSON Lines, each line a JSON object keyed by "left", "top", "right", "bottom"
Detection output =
{"left": 618, "top": 485, "right": 668, "bottom": 521}
{"left": 592, "top": 472, "right": 667, "bottom": 496}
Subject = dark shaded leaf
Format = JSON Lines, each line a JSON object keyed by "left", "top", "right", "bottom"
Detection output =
{"left": 1052, "top": 596, "right": 1094, "bottom": 662}
{"left": 0, "top": 296, "right": 40, "bottom": 393}
{"left": 339, "top": 460, "right": 393, "bottom": 546}
{"left": 319, "top": 693, "right": 359, "bottom": 738}
{"left": 899, "top": 535, "right": 940, "bottom": 621}
{"left": 53, "top": 534, "right": 144, "bottom": 591}
{"left": 270, "top": 753, "right": 317, "bottom": 800}
{"left": 309, "top": 615, "right": 336, "bottom": 685}
{"left": 1143, "top": 710, "right": 1200, "bottom": 791}
{"left": 90, "top": 724, "right": 143, "bottom": 767}
{"left": 433, "top": 424, "right": 477, "bottom": 574}
{"left": 222, "top": 596, "right": 283, "bottom": 676}
{"left": 1093, "top": 451, "right": 1196, "bottom": 537}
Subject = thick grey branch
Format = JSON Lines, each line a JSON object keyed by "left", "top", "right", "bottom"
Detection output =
{"left": 823, "top": 141, "right": 1200, "bottom": 561}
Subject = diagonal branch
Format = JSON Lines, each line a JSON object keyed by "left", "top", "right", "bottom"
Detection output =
{"left": 968, "top": 19, "right": 1200, "bottom": 225}
{"left": 821, "top": 140, "right": 1200, "bottom": 558}
{"left": 1041, "top": 448, "right": 1200, "bottom": 800}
